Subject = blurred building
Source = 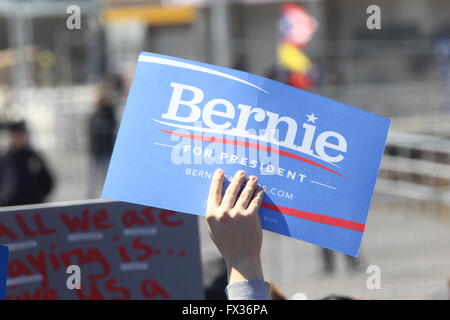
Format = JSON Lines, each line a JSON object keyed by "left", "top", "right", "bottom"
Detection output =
{"left": 0, "top": 0, "right": 448, "bottom": 204}
{"left": 0, "top": 0, "right": 449, "bottom": 86}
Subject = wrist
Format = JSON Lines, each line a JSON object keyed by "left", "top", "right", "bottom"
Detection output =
{"left": 226, "top": 255, "right": 264, "bottom": 284}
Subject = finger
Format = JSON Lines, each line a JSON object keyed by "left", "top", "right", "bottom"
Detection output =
{"left": 235, "top": 175, "right": 258, "bottom": 209}
{"left": 246, "top": 186, "right": 265, "bottom": 214}
{"left": 221, "top": 170, "right": 246, "bottom": 209}
{"left": 207, "top": 169, "right": 224, "bottom": 212}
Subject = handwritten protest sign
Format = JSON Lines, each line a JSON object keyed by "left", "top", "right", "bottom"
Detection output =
{"left": 0, "top": 245, "right": 8, "bottom": 299}
{"left": 102, "top": 52, "right": 390, "bottom": 256}
{"left": 0, "top": 200, "right": 203, "bottom": 300}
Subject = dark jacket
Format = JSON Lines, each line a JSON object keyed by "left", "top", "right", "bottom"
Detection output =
{"left": 88, "top": 104, "right": 117, "bottom": 158}
{"left": 0, "top": 147, "right": 54, "bottom": 206}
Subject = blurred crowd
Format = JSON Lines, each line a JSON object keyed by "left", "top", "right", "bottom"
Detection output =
{"left": 0, "top": 71, "right": 128, "bottom": 205}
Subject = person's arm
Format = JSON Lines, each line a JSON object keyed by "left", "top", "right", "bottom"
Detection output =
{"left": 205, "top": 169, "right": 270, "bottom": 300}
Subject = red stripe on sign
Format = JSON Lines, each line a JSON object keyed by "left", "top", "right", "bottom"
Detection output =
{"left": 261, "top": 202, "right": 365, "bottom": 232}
{"left": 159, "top": 128, "right": 345, "bottom": 178}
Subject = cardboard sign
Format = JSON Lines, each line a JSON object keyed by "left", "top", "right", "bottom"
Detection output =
{"left": 103, "top": 52, "right": 390, "bottom": 256}
{"left": 0, "top": 245, "right": 8, "bottom": 300}
{"left": 0, "top": 200, "right": 203, "bottom": 300}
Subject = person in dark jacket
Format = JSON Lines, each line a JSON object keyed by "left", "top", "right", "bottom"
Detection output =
{"left": 0, "top": 121, "right": 54, "bottom": 206}
{"left": 86, "top": 81, "right": 117, "bottom": 197}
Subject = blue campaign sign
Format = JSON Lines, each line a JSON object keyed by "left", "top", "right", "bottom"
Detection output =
{"left": 0, "top": 245, "right": 8, "bottom": 300}
{"left": 103, "top": 52, "right": 390, "bottom": 256}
